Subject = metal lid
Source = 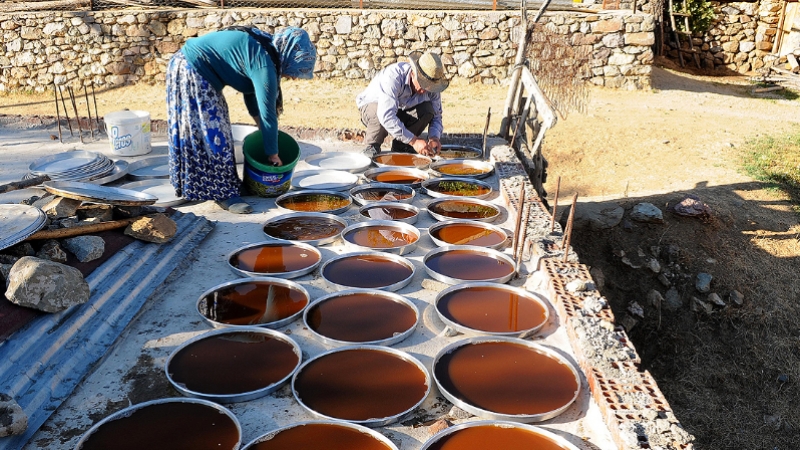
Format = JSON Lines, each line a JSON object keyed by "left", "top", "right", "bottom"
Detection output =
{"left": 126, "top": 155, "right": 170, "bottom": 180}
{"left": 291, "top": 169, "right": 359, "bottom": 191}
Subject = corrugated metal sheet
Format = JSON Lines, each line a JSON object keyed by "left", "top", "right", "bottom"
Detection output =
{"left": 0, "top": 211, "right": 213, "bottom": 450}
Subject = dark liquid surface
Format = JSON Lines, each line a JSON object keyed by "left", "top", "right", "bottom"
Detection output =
{"left": 429, "top": 200, "right": 499, "bottom": 220}
{"left": 293, "top": 348, "right": 428, "bottom": 421}
{"left": 360, "top": 205, "right": 417, "bottom": 220}
{"left": 426, "top": 250, "right": 513, "bottom": 280}
{"left": 276, "top": 194, "right": 350, "bottom": 212}
{"left": 354, "top": 188, "right": 413, "bottom": 202}
{"left": 263, "top": 216, "right": 345, "bottom": 241}
{"left": 78, "top": 402, "right": 240, "bottom": 450}
{"left": 198, "top": 281, "right": 309, "bottom": 326}
{"left": 425, "top": 424, "right": 569, "bottom": 450}
{"left": 437, "top": 286, "right": 547, "bottom": 333}
{"left": 431, "top": 223, "right": 505, "bottom": 247}
{"left": 344, "top": 226, "right": 417, "bottom": 249}
{"left": 426, "top": 180, "right": 490, "bottom": 197}
{"left": 374, "top": 153, "right": 428, "bottom": 167}
{"left": 323, "top": 254, "right": 413, "bottom": 288}
{"left": 439, "top": 148, "right": 481, "bottom": 159}
{"left": 434, "top": 341, "right": 578, "bottom": 415}
{"left": 370, "top": 171, "right": 424, "bottom": 184}
{"left": 436, "top": 163, "right": 490, "bottom": 176}
{"left": 168, "top": 332, "right": 299, "bottom": 395}
{"left": 248, "top": 423, "right": 392, "bottom": 450}
{"left": 230, "top": 244, "right": 320, "bottom": 274}
{"left": 307, "top": 292, "right": 417, "bottom": 342}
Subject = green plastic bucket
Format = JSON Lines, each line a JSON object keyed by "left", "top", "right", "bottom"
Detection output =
{"left": 242, "top": 130, "right": 301, "bottom": 197}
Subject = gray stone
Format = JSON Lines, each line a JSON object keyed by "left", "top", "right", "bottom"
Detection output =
{"left": 31, "top": 196, "right": 82, "bottom": 219}
{"left": 590, "top": 267, "right": 605, "bottom": 289}
{"left": 647, "top": 258, "right": 661, "bottom": 273}
{"left": 35, "top": 240, "right": 67, "bottom": 263}
{"left": 628, "top": 301, "right": 644, "bottom": 318}
{"left": 690, "top": 296, "right": 712, "bottom": 314}
{"left": 630, "top": 202, "right": 664, "bottom": 223}
{"left": 5, "top": 256, "right": 90, "bottom": 313}
{"left": 0, "top": 393, "right": 27, "bottom": 437}
{"left": 123, "top": 214, "right": 177, "bottom": 243}
{"left": 63, "top": 235, "right": 105, "bottom": 262}
{"left": 730, "top": 290, "right": 744, "bottom": 306}
{"left": 7, "top": 243, "right": 35, "bottom": 258}
{"left": 76, "top": 204, "right": 113, "bottom": 221}
{"left": 570, "top": 202, "right": 624, "bottom": 230}
{"left": 696, "top": 272, "right": 713, "bottom": 293}
{"left": 708, "top": 292, "right": 725, "bottom": 306}
{"left": 0, "top": 263, "right": 12, "bottom": 286}
{"left": 672, "top": 195, "right": 712, "bottom": 218}
{"left": 657, "top": 273, "right": 671, "bottom": 287}
{"left": 647, "top": 289, "right": 664, "bottom": 307}
{"left": 664, "top": 288, "right": 682, "bottom": 311}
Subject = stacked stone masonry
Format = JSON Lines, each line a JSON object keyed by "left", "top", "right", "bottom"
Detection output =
{"left": 0, "top": 9, "right": 654, "bottom": 93}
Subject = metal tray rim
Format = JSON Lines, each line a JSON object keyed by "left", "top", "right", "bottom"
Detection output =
{"left": 262, "top": 211, "right": 347, "bottom": 246}
{"left": 349, "top": 183, "right": 416, "bottom": 206}
{"left": 320, "top": 251, "right": 417, "bottom": 292}
{"left": 126, "top": 155, "right": 170, "bottom": 180}
{"left": 226, "top": 241, "right": 322, "bottom": 279}
{"left": 425, "top": 196, "right": 502, "bottom": 223}
{"left": 429, "top": 158, "right": 495, "bottom": 180}
{"left": 371, "top": 152, "right": 432, "bottom": 169}
{"left": 275, "top": 189, "right": 353, "bottom": 215}
{"left": 118, "top": 179, "right": 186, "bottom": 207}
{"left": 421, "top": 177, "right": 493, "bottom": 200}
{"left": 358, "top": 201, "right": 420, "bottom": 225}
{"left": 42, "top": 180, "right": 157, "bottom": 206}
{"left": 341, "top": 220, "right": 420, "bottom": 256}
{"left": 87, "top": 160, "right": 129, "bottom": 185}
{"left": 291, "top": 169, "right": 359, "bottom": 191}
{"left": 304, "top": 152, "right": 372, "bottom": 173}
{"left": 437, "top": 144, "right": 483, "bottom": 160}
{"left": 362, "top": 166, "right": 429, "bottom": 188}
{"left": 243, "top": 420, "right": 400, "bottom": 450}
{"left": 419, "top": 420, "right": 581, "bottom": 450}
{"left": 427, "top": 219, "right": 508, "bottom": 250}
{"left": 28, "top": 150, "right": 102, "bottom": 174}
{"left": 423, "top": 245, "right": 516, "bottom": 285}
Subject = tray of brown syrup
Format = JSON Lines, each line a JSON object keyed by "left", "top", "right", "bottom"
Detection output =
{"left": 419, "top": 420, "right": 581, "bottom": 450}
{"left": 166, "top": 328, "right": 302, "bottom": 403}
{"left": 75, "top": 398, "right": 241, "bottom": 450}
{"left": 428, "top": 219, "right": 508, "bottom": 249}
{"left": 434, "top": 282, "right": 549, "bottom": 337}
{"left": 243, "top": 421, "right": 399, "bottom": 450}
{"left": 350, "top": 183, "right": 416, "bottom": 206}
{"left": 275, "top": 190, "right": 352, "bottom": 215}
{"left": 304, "top": 289, "right": 419, "bottom": 346}
{"left": 227, "top": 241, "right": 322, "bottom": 279}
{"left": 438, "top": 144, "right": 483, "bottom": 160}
{"left": 291, "top": 345, "right": 430, "bottom": 426}
{"left": 359, "top": 201, "right": 420, "bottom": 224}
{"left": 363, "top": 167, "right": 428, "bottom": 187}
{"left": 429, "top": 159, "right": 494, "bottom": 179}
{"left": 424, "top": 245, "right": 516, "bottom": 284}
{"left": 320, "top": 251, "right": 416, "bottom": 292}
{"left": 421, "top": 177, "right": 493, "bottom": 199}
{"left": 342, "top": 220, "right": 420, "bottom": 255}
{"left": 262, "top": 212, "right": 347, "bottom": 246}
{"left": 432, "top": 337, "right": 581, "bottom": 422}
{"left": 372, "top": 152, "right": 432, "bottom": 169}
{"left": 196, "top": 277, "right": 310, "bottom": 329}
{"left": 426, "top": 197, "right": 501, "bottom": 223}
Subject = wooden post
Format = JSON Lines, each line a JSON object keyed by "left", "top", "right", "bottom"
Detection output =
{"left": 773, "top": 1, "right": 787, "bottom": 54}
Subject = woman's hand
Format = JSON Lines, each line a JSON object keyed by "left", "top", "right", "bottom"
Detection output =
{"left": 268, "top": 153, "right": 283, "bottom": 166}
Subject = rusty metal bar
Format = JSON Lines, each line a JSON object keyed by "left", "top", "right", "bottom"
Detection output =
{"left": 512, "top": 183, "right": 526, "bottom": 261}
{"left": 53, "top": 82, "right": 62, "bottom": 143}
{"left": 83, "top": 85, "right": 94, "bottom": 139}
{"left": 58, "top": 85, "right": 73, "bottom": 137}
{"left": 91, "top": 83, "right": 99, "bottom": 134}
{"left": 550, "top": 176, "right": 561, "bottom": 232}
{"left": 561, "top": 193, "right": 578, "bottom": 263}
{"left": 67, "top": 86, "right": 85, "bottom": 144}
{"left": 482, "top": 107, "right": 491, "bottom": 160}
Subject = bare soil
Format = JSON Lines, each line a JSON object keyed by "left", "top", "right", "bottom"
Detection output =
{"left": 2, "top": 61, "right": 799, "bottom": 449}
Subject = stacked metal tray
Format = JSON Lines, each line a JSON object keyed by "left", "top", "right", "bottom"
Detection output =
{"left": 0, "top": 204, "right": 47, "bottom": 251}
{"left": 26, "top": 150, "right": 116, "bottom": 182}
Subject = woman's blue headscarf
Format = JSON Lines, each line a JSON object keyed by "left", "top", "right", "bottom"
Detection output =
{"left": 272, "top": 27, "right": 317, "bottom": 80}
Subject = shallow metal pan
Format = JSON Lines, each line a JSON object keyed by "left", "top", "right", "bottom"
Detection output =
{"left": 126, "top": 155, "right": 170, "bottom": 180}
{"left": 358, "top": 201, "right": 420, "bottom": 224}
{"left": 431, "top": 337, "right": 581, "bottom": 422}
{"left": 42, "top": 180, "right": 157, "bottom": 206}
{"left": 425, "top": 197, "right": 502, "bottom": 223}
{"left": 87, "top": 159, "right": 129, "bottom": 185}
{"left": 0, "top": 204, "right": 47, "bottom": 251}
{"left": 29, "top": 150, "right": 102, "bottom": 174}
{"left": 262, "top": 211, "right": 347, "bottom": 246}
{"left": 423, "top": 245, "right": 516, "bottom": 284}
{"left": 320, "top": 251, "right": 417, "bottom": 292}
{"left": 349, "top": 183, "right": 416, "bottom": 206}
{"left": 362, "top": 167, "right": 429, "bottom": 188}
{"left": 428, "top": 219, "right": 508, "bottom": 250}
{"left": 303, "top": 289, "right": 420, "bottom": 347}
{"left": 291, "top": 169, "right": 359, "bottom": 191}
{"left": 371, "top": 152, "right": 432, "bottom": 170}
{"left": 275, "top": 189, "right": 352, "bottom": 215}
{"left": 341, "top": 220, "right": 420, "bottom": 255}
{"left": 226, "top": 241, "right": 322, "bottom": 279}
{"left": 196, "top": 277, "right": 311, "bottom": 329}
{"left": 419, "top": 420, "right": 581, "bottom": 450}
{"left": 242, "top": 421, "right": 400, "bottom": 450}
{"left": 437, "top": 144, "right": 483, "bottom": 160}
{"left": 421, "top": 177, "right": 493, "bottom": 199}
{"left": 304, "top": 152, "right": 372, "bottom": 173}
{"left": 429, "top": 158, "right": 495, "bottom": 179}
{"left": 118, "top": 179, "right": 186, "bottom": 207}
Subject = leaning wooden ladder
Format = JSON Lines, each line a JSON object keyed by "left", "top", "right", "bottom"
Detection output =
{"left": 668, "top": 0, "right": 701, "bottom": 68}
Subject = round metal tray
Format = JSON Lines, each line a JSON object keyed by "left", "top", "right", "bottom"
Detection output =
{"left": 362, "top": 167, "right": 429, "bottom": 188}
{"left": 74, "top": 398, "right": 242, "bottom": 450}
{"left": 42, "top": 180, "right": 157, "bottom": 206}
{"left": 291, "top": 345, "right": 431, "bottom": 427}
{"left": 29, "top": 150, "right": 102, "bottom": 174}
{"left": 227, "top": 241, "right": 322, "bottom": 279}
{"left": 423, "top": 245, "right": 516, "bottom": 284}
{"left": 165, "top": 327, "right": 302, "bottom": 403}
{"left": 434, "top": 282, "right": 550, "bottom": 337}
{"left": 0, "top": 204, "right": 47, "bottom": 251}
{"left": 349, "top": 183, "right": 416, "bottom": 206}
{"left": 118, "top": 179, "right": 186, "bottom": 207}
{"left": 243, "top": 421, "right": 400, "bottom": 450}
{"left": 358, "top": 201, "right": 420, "bottom": 225}
{"left": 429, "top": 158, "right": 495, "bottom": 179}
{"left": 431, "top": 337, "right": 581, "bottom": 422}
{"left": 341, "top": 220, "right": 420, "bottom": 255}
{"left": 425, "top": 197, "right": 502, "bottom": 223}
{"left": 371, "top": 152, "right": 432, "bottom": 170}
{"left": 87, "top": 160, "right": 129, "bottom": 185}
{"left": 421, "top": 177, "right": 493, "bottom": 199}
{"left": 419, "top": 420, "right": 581, "bottom": 450}
{"left": 196, "top": 277, "right": 311, "bottom": 329}
{"left": 292, "top": 169, "right": 359, "bottom": 191}
{"left": 428, "top": 219, "right": 508, "bottom": 250}
{"left": 303, "top": 289, "right": 419, "bottom": 346}
{"left": 438, "top": 144, "right": 483, "bottom": 160}
{"left": 126, "top": 155, "right": 170, "bottom": 180}
{"left": 275, "top": 189, "right": 352, "bottom": 215}
{"left": 262, "top": 211, "right": 347, "bottom": 246}
{"left": 320, "top": 251, "right": 417, "bottom": 292}
{"left": 304, "top": 152, "right": 372, "bottom": 173}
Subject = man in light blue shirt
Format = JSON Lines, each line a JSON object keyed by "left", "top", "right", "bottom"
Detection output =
{"left": 356, "top": 51, "right": 449, "bottom": 158}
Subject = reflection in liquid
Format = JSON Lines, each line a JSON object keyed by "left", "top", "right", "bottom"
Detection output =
{"left": 247, "top": 423, "right": 393, "bottom": 450}
{"left": 323, "top": 254, "right": 413, "bottom": 289}
{"left": 426, "top": 249, "right": 513, "bottom": 280}
{"left": 198, "top": 281, "right": 308, "bottom": 325}
{"left": 425, "top": 424, "right": 570, "bottom": 450}
{"left": 231, "top": 244, "right": 320, "bottom": 274}
{"left": 344, "top": 227, "right": 417, "bottom": 249}
{"left": 437, "top": 286, "right": 547, "bottom": 333}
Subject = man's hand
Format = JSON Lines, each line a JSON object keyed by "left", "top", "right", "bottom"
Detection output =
{"left": 410, "top": 137, "right": 432, "bottom": 156}
{"left": 267, "top": 153, "right": 283, "bottom": 166}
{"left": 428, "top": 137, "right": 442, "bottom": 156}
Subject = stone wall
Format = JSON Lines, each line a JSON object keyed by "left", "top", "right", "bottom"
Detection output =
{"left": 0, "top": 9, "right": 654, "bottom": 93}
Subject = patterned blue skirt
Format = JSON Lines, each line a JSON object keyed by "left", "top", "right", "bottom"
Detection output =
{"left": 166, "top": 51, "right": 240, "bottom": 201}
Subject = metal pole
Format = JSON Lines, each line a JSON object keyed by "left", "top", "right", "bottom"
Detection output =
{"left": 53, "top": 82, "right": 63, "bottom": 143}
{"left": 481, "top": 107, "right": 491, "bottom": 160}
{"left": 550, "top": 176, "right": 561, "bottom": 232}
{"left": 561, "top": 193, "right": 578, "bottom": 262}
{"left": 58, "top": 85, "right": 74, "bottom": 137}
{"left": 68, "top": 86, "right": 85, "bottom": 144}
{"left": 512, "top": 183, "right": 526, "bottom": 261}
{"left": 83, "top": 85, "right": 94, "bottom": 139}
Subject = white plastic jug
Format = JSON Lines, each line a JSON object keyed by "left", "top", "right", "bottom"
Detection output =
{"left": 104, "top": 110, "right": 152, "bottom": 156}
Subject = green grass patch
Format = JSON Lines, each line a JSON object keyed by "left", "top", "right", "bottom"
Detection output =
{"left": 740, "top": 127, "right": 800, "bottom": 204}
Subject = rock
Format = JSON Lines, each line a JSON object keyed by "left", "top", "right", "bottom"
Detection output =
{"left": 583, "top": 295, "right": 607, "bottom": 314}
{"left": 427, "top": 419, "right": 451, "bottom": 435}
{"left": 32, "top": 196, "right": 82, "bottom": 218}
{"left": 0, "top": 263, "right": 12, "bottom": 286}
{"left": 6, "top": 243, "right": 35, "bottom": 258}
{"left": 627, "top": 301, "right": 644, "bottom": 318}
{"left": 76, "top": 204, "right": 113, "bottom": 221}
{"left": 566, "top": 279, "right": 593, "bottom": 292}
{"left": 621, "top": 219, "right": 633, "bottom": 231}
{"left": 569, "top": 202, "right": 624, "bottom": 230}
{"left": 113, "top": 205, "right": 142, "bottom": 219}
{"left": 0, "top": 255, "right": 20, "bottom": 264}
{"left": 0, "top": 393, "right": 27, "bottom": 437}
{"left": 730, "top": 290, "right": 744, "bottom": 306}
{"left": 708, "top": 292, "right": 725, "bottom": 307}
{"left": 63, "top": 235, "right": 105, "bottom": 262}
{"left": 647, "top": 258, "right": 661, "bottom": 273}
{"left": 124, "top": 213, "right": 177, "bottom": 243}
{"left": 590, "top": 267, "right": 605, "bottom": 289}
{"left": 666, "top": 244, "right": 680, "bottom": 263}
{"left": 690, "top": 296, "right": 712, "bottom": 314}
{"left": 35, "top": 239, "right": 67, "bottom": 263}
{"left": 647, "top": 289, "right": 664, "bottom": 307}
{"left": 448, "top": 405, "right": 472, "bottom": 420}
{"left": 5, "top": 256, "right": 90, "bottom": 313}
{"left": 672, "top": 195, "right": 712, "bottom": 218}
{"left": 777, "top": 374, "right": 789, "bottom": 383}
{"left": 664, "top": 288, "right": 682, "bottom": 311}
{"left": 620, "top": 314, "right": 638, "bottom": 332}
{"left": 630, "top": 202, "right": 664, "bottom": 223}
{"left": 657, "top": 273, "right": 670, "bottom": 287}
{"left": 696, "top": 272, "right": 713, "bottom": 293}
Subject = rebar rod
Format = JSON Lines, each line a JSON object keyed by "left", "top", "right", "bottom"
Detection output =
{"left": 482, "top": 107, "right": 491, "bottom": 160}
{"left": 512, "top": 183, "right": 526, "bottom": 261}
{"left": 53, "top": 82, "right": 62, "bottom": 143}
{"left": 550, "top": 176, "right": 561, "bottom": 232}
{"left": 91, "top": 84, "right": 99, "bottom": 134}
{"left": 58, "top": 85, "right": 73, "bottom": 137}
{"left": 561, "top": 193, "right": 577, "bottom": 262}
{"left": 83, "top": 85, "right": 94, "bottom": 139}
{"left": 68, "top": 86, "right": 85, "bottom": 144}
